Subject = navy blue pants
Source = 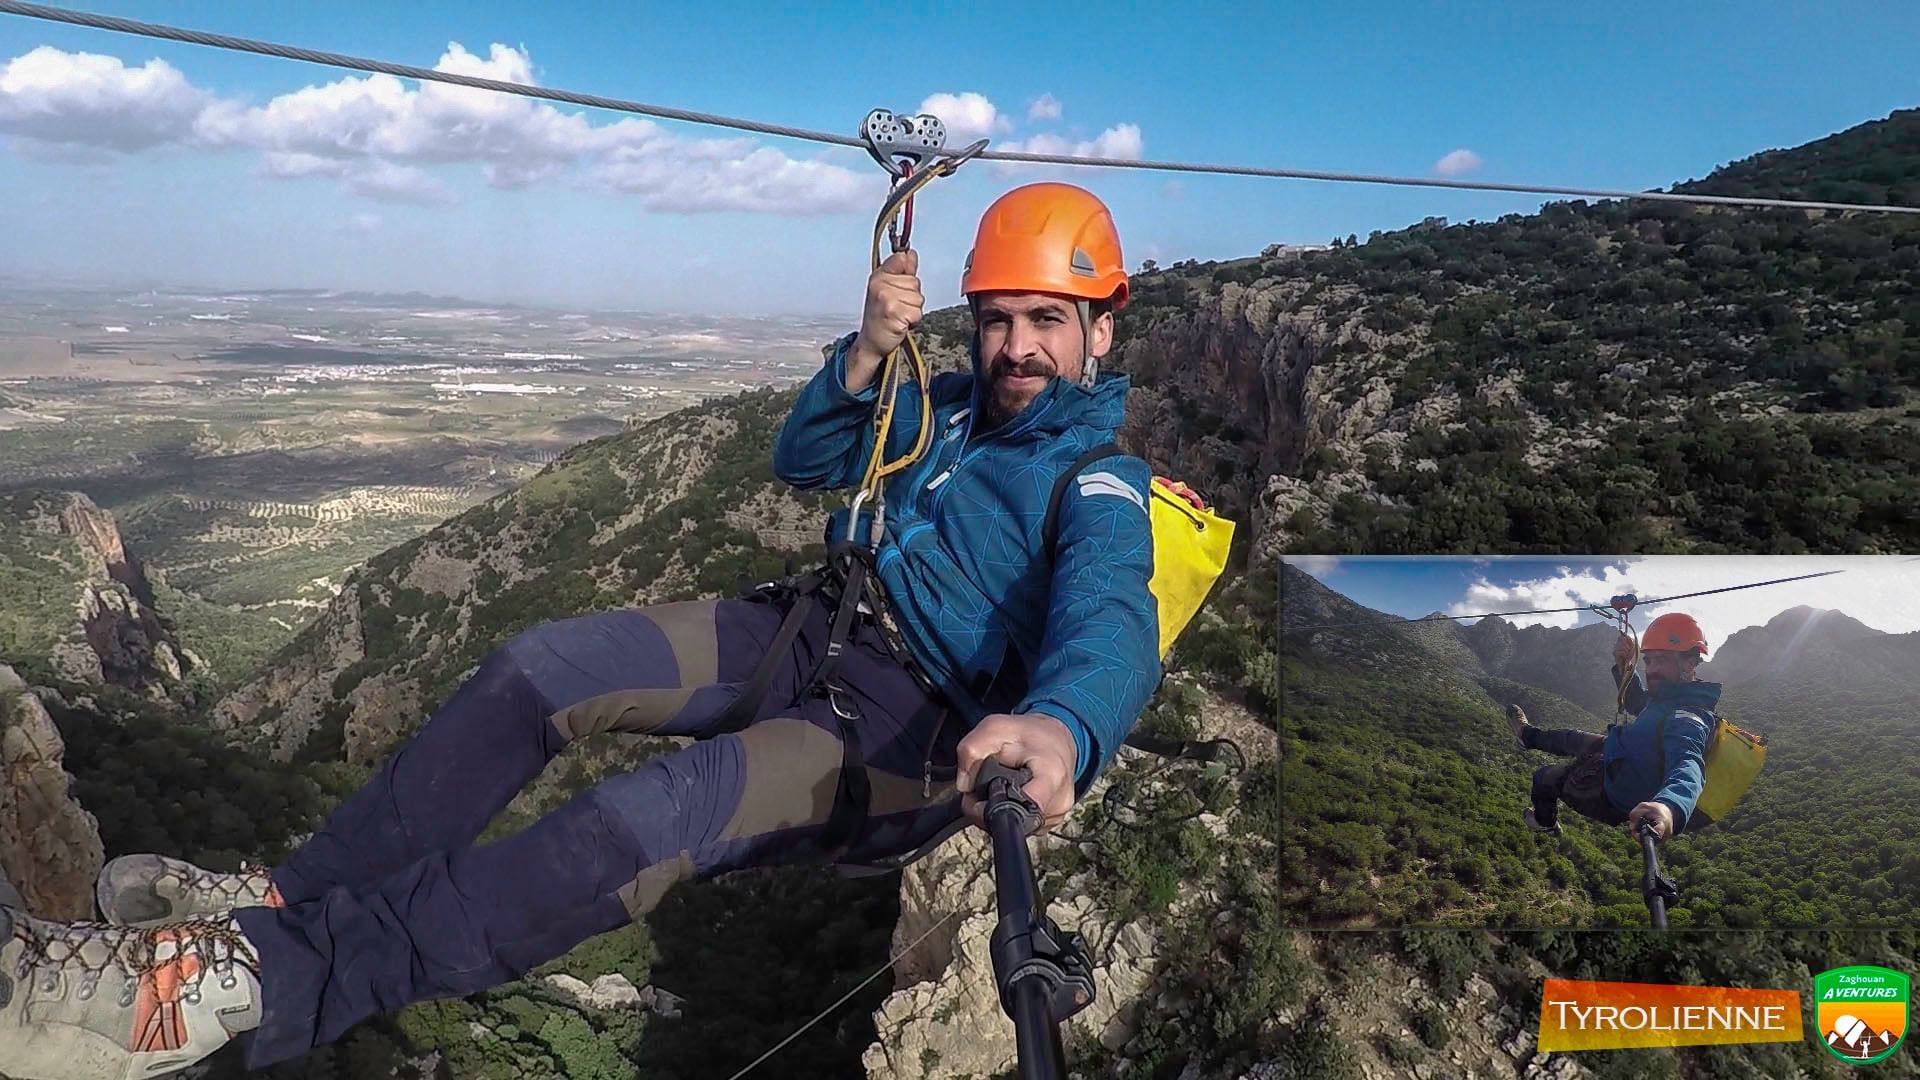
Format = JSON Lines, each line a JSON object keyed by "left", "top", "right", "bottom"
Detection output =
{"left": 1523, "top": 726, "right": 1625, "bottom": 828}
{"left": 234, "top": 595, "right": 963, "bottom": 1067}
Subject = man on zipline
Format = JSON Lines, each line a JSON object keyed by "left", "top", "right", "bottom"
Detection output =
{"left": 1509, "top": 612, "right": 1718, "bottom": 841}
{"left": 0, "top": 183, "right": 1160, "bottom": 1079}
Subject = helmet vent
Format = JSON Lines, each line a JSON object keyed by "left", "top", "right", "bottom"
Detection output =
{"left": 1070, "top": 248, "right": 1096, "bottom": 277}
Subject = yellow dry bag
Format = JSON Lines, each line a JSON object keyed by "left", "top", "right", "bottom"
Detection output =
{"left": 1660, "top": 711, "right": 1767, "bottom": 828}
{"left": 1043, "top": 446, "right": 1237, "bottom": 658}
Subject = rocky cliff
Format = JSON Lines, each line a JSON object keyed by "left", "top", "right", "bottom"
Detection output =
{"left": 864, "top": 689, "right": 1277, "bottom": 1079}
{"left": 0, "top": 490, "right": 192, "bottom": 697}
{"left": 0, "top": 664, "right": 105, "bottom": 920}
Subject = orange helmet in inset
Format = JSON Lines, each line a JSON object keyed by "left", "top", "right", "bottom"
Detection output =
{"left": 1642, "top": 612, "right": 1709, "bottom": 657}
{"left": 961, "top": 183, "right": 1129, "bottom": 309}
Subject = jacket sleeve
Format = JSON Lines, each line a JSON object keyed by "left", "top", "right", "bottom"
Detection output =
{"left": 1652, "top": 708, "right": 1712, "bottom": 831}
{"left": 1015, "top": 454, "right": 1160, "bottom": 797}
{"left": 773, "top": 333, "right": 929, "bottom": 491}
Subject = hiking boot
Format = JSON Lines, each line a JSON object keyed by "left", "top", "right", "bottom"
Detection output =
{"left": 1507, "top": 704, "right": 1533, "bottom": 751}
{"left": 96, "top": 855, "right": 283, "bottom": 928}
{"left": 0, "top": 902, "right": 262, "bottom": 1080}
{"left": 1524, "top": 807, "right": 1560, "bottom": 833}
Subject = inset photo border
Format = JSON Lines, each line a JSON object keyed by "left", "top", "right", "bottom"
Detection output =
{"left": 1278, "top": 554, "right": 1920, "bottom": 930}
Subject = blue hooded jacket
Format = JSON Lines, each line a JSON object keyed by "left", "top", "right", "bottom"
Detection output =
{"left": 1602, "top": 673, "right": 1719, "bottom": 832}
{"left": 772, "top": 332, "right": 1160, "bottom": 794}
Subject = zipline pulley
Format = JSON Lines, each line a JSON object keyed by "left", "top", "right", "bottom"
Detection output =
{"left": 860, "top": 108, "right": 989, "bottom": 252}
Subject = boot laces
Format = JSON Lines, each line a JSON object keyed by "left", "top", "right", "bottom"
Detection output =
{"left": 11, "top": 913, "right": 260, "bottom": 1008}
{"left": 168, "top": 859, "right": 273, "bottom": 905}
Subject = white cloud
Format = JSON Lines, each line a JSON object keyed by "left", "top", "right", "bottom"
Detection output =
{"left": 2, "top": 43, "right": 873, "bottom": 213}
{"left": 593, "top": 142, "right": 872, "bottom": 214}
{"left": 1445, "top": 556, "right": 1920, "bottom": 650}
{"left": 342, "top": 211, "right": 383, "bottom": 234}
{"left": 0, "top": 46, "right": 209, "bottom": 151}
{"left": 1002, "top": 123, "right": 1144, "bottom": 160}
{"left": 347, "top": 160, "right": 454, "bottom": 204}
{"left": 1434, "top": 148, "right": 1483, "bottom": 177}
{"left": 258, "top": 151, "right": 452, "bottom": 204}
{"left": 916, "top": 91, "right": 1011, "bottom": 145}
{"left": 1027, "top": 93, "right": 1062, "bottom": 122}
{"left": 992, "top": 123, "right": 1144, "bottom": 177}
{"left": 1285, "top": 555, "right": 1345, "bottom": 581}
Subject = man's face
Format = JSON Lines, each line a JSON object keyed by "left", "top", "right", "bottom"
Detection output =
{"left": 1642, "top": 649, "right": 1701, "bottom": 690}
{"left": 974, "top": 292, "right": 1112, "bottom": 427}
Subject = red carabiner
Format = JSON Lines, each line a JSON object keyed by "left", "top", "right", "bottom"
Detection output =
{"left": 888, "top": 161, "right": 915, "bottom": 253}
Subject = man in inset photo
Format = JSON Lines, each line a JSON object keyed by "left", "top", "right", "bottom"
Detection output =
{"left": 1511, "top": 612, "right": 1716, "bottom": 842}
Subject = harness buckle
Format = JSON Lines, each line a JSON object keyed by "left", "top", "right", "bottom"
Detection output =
{"left": 827, "top": 684, "right": 861, "bottom": 722}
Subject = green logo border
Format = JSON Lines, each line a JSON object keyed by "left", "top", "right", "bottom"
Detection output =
{"left": 1816, "top": 965, "right": 1909, "bottom": 1067}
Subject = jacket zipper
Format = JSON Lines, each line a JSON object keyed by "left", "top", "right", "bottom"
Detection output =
{"left": 932, "top": 396, "right": 1055, "bottom": 521}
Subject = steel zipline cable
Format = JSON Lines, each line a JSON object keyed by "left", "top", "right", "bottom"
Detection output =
{"left": 4, "top": 0, "right": 1920, "bottom": 216}
{"left": 1281, "top": 567, "right": 1857, "bottom": 633}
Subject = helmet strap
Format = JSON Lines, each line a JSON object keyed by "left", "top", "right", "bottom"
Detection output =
{"left": 1076, "top": 300, "right": 1098, "bottom": 387}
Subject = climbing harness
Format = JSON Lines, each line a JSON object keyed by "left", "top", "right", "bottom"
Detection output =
{"left": 979, "top": 761, "right": 1096, "bottom": 1079}
{"left": 1638, "top": 821, "right": 1678, "bottom": 930}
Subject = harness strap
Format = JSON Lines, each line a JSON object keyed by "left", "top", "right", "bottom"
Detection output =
{"left": 710, "top": 570, "right": 825, "bottom": 735}
{"left": 716, "top": 545, "right": 884, "bottom": 855}
{"left": 810, "top": 542, "right": 870, "bottom": 690}
{"left": 819, "top": 685, "right": 872, "bottom": 855}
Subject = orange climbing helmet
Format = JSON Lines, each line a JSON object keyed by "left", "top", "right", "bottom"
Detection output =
{"left": 1643, "top": 612, "right": 1709, "bottom": 657}
{"left": 960, "top": 183, "right": 1129, "bottom": 308}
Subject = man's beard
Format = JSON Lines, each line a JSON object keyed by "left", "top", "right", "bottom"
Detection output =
{"left": 979, "top": 361, "right": 1055, "bottom": 430}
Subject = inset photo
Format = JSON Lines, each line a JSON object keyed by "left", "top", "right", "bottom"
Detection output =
{"left": 1279, "top": 555, "right": 1920, "bottom": 930}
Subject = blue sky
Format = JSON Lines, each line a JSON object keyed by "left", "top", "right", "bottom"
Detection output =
{"left": 1287, "top": 556, "right": 1920, "bottom": 648}
{"left": 2, "top": 2, "right": 1916, "bottom": 315}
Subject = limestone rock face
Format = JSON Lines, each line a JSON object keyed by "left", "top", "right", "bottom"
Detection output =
{"left": 864, "top": 690, "right": 1279, "bottom": 1079}
{"left": 210, "top": 580, "right": 369, "bottom": 760}
{"left": 0, "top": 664, "right": 105, "bottom": 919}
{"left": 3, "top": 490, "right": 189, "bottom": 697}
{"left": 542, "top": 972, "right": 685, "bottom": 1018}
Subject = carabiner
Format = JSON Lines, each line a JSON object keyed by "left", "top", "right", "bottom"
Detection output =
{"left": 889, "top": 163, "right": 916, "bottom": 253}
{"left": 844, "top": 488, "right": 872, "bottom": 546}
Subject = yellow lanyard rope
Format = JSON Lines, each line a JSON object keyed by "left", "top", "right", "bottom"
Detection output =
{"left": 848, "top": 155, "right": 970, "bottom": 544}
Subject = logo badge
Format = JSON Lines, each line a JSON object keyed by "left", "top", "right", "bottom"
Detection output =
{"left": 1816, "top": 966, "right": 1908, "bottom": 1066}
